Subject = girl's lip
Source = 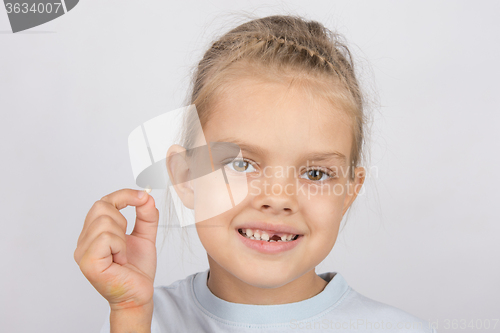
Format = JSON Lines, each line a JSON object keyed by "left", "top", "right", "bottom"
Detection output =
{"left": 235, "top": 228, "right": 303, "bottom": 254}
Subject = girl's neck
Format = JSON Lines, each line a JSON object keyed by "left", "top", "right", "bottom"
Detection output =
{"left": 206, "top": 256, "right": 328, "bottom": 305}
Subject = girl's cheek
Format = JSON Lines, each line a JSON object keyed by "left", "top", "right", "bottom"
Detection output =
{"left": 299, "top": 184, "right": 346, "bottom": 225}
{"left": 196, "top": 222, "right": 222, "bottom": 252}
{"left": 300, "top": 181, "right": 347, "bottom": 204}
{"left": 193, "top": 173, "right": 236, "bottom": 223}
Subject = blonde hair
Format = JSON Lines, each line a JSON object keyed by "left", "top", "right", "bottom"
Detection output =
{"left": 159, "top": 14, "right": 372, "bottom": 255}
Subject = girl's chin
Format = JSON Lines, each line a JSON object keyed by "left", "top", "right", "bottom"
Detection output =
{"left": 228, "top": 263, "right": 299, "bottom": 288}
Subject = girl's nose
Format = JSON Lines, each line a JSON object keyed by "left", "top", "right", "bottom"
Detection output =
{"left": 250, "top": 176, "right": 299, "bottom": 215}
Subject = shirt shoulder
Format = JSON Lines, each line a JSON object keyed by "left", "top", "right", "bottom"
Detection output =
{"left": 152, "top": 272, "right": 198, "bottom": 310}
{"left": 332, "top": 287, "right": 437, "bottom": 333}
{"left": 150, "top": 272, "right": 202, "bottom": 331}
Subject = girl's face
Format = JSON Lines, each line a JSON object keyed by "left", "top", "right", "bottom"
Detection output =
{"left": 180, "top": 77, "right": 364, "bottom": 292}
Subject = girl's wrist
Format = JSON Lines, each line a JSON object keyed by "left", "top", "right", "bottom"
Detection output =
{"left": 110, "top": 300, "right": 154, "bottom": 333}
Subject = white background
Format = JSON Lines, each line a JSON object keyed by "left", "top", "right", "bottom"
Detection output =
{"left": 1, "top": 1, "right": 499, "bottom": 332}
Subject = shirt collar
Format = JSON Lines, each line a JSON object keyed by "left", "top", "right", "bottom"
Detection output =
{"left": 192, "top": 268, "right": 349, "bottom": 324}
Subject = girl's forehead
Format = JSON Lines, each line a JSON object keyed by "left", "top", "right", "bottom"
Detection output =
{"left": 207, "top": 79, "right": 351, "bottom": 133}
{"left": 202, "top": 79, "right": 353, "bottom": 161}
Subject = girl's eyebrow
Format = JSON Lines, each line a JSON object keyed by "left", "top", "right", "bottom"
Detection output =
{"left": 213, "top": 136, "right": 347, "bottom": 164}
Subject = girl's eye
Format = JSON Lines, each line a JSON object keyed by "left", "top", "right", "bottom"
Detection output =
{"left": 223, "top": 159, "right": 336, "bottom": 183}
{"left": 300, "top": 168, "right": 336, "bottom": 182}
{"left": 224, "top": 158, "right": 257, "bottom": 173}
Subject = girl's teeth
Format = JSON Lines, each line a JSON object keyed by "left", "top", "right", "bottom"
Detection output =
{"left": 240, "top": 229, "right": 297, "bottom": 242}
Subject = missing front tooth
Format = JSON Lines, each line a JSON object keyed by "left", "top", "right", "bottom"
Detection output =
{"left": 270, "top": 234, "right": 282, "bottom": 241}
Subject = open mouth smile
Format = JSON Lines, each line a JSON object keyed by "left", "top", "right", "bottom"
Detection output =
{"left": 236, "top": 228, "right": 303, "bottom": 254}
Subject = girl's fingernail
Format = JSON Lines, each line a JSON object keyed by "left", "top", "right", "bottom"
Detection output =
{"left": 138, "top": 190, "right": 145, "bottom": 199}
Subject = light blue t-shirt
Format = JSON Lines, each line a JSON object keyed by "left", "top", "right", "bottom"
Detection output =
{"left": 100, "top": 269, "right": 436, "bottom": 332}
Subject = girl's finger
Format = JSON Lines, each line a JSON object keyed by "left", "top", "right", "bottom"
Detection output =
{"left": 75, "top": 215, "right": 126, "bottom": 263}
{"left": 99, "top": 188, "right": 159, "bottom": 243}
{"left": 79, "top": 188, "right": 148, "bottom": 244}
{"left": 100, "top": 188, "right": 150, "bottom": 211}
{"left": 78, "top": 231, "right": 127, "bottom": 281}
{"left": 79, "top": 200, "right": 128, "bottom": 244}
{"left": 130, "top": 194, "right": 160, "bottom": 245}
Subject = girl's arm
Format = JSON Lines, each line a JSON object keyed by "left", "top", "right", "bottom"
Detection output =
{"left": 110, "top": 300, "right": 154, "bottom": 333}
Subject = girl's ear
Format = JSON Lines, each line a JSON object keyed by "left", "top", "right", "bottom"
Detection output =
{"left": 166, "top": 144, "right": 194, "bottom": 209}
{"left": 342, "top": 166, "right": 366, "bottom": 215}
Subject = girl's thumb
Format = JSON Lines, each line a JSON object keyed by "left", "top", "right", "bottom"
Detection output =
{"left": 131, "top": 190, "right": 159, "bottom": 244}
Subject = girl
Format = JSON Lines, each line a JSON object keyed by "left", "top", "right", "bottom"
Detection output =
{"left": 75, "top": 14, "right": 436, "bottom": 333}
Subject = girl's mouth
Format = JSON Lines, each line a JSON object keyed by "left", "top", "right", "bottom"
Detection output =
{"left": 237, "top": 228, "right": 300, "bottom": 242}
{"left": 236, "top": 228, "right": 303, "bottom": 254}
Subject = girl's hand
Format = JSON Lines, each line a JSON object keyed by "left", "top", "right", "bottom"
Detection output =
{"left": 74, "top": 188, "right": 160, "bottom": 311}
